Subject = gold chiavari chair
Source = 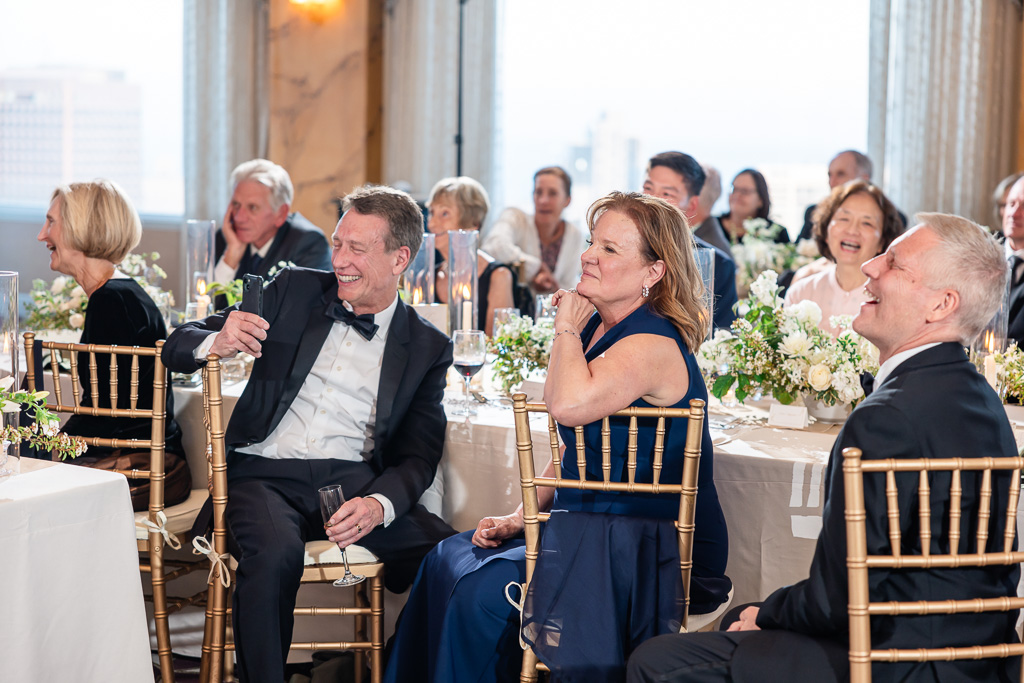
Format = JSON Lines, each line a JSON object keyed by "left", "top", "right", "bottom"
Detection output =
{"left": 199, "top": 354, "right": 386, "bottom": 683}
{"left": 842, "top": 446, "right": 1024, "bottom": 683}
{"left": 512, "top": 392, "right": 710, "bottom": 682}
{"left": 24, "top": 333, "right": 211, "bottom": 683}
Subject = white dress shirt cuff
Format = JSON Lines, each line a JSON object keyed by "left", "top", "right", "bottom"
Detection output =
{"left": 214, "top": 258, "right": 236, "bottom": 285}
{"left": 367, "top": 493, "right": 396, "bottom": 528}
{"left": 193, "top": 332, "right": 232, "bottom": 361}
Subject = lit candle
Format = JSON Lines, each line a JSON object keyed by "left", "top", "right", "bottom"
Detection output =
{"left": 461, "top": 285, "right": 473, "bottom": 330}
{"left": 196, "top": 278, "right": 211, "bottom": 318}
{"left": 984, "top": 354, "right": 998, "bottom": 390}
{"left": 412, "top": 287, "right": 423, "bottom": 305}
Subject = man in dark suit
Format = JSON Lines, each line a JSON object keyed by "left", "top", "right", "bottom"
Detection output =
{"left": 629, "top": 214, "right": 1019, "bottom": 682}
{"left": 797, "top": 150, "right": 907, "bottom": 242}
{"left": 642, "top": 151, "right": 738, "bottom": 330}
{"left": 163, "top": 185, "right": 455, "bottom": 683}
{"left": 213, "top": 158, "right": 332, "bottom": 284}
{"left": 691, "top": 164, "right": 733, "bottom": 254}
{"left": 1002, "top": 176, "right": 1024, "bottom": 347}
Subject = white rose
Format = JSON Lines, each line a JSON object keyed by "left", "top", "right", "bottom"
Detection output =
{"left": 50, "top": 276, "right": 68, "bottom": 294}
{"left": 780, "top": 331, "right": 811, "bottom": 358}
{"left": 808, "top": 364, "right": 833, "bottom": 392}
{"left": 69, "top": 313, "right": 85, "bottom": 329}
{"left": 736, "top": 302, "right": 750, "bottom": 317}
{"left": 787, "top": 299, "right": 822, "bottom": 327}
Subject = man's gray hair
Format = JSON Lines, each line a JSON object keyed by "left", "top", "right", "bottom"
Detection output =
{"left": 230, "top": 159, "right": 294, "bottom": 211}
{"left": 917, "top": 212, "right": 1007, "bottom": 344}
{"left": 698, "top": 165, "right": 722, "bottom": 211}
{"left": 342, "top": 184, "right": 424, "bottom": 268}
{"left": 835, "top": 150, "right": 873, "bottom": 180}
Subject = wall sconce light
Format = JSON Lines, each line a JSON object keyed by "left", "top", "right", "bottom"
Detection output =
{"left": 290, "top": 0, "right": 341, "bottom": 24}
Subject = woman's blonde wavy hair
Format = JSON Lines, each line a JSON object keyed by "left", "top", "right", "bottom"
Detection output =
{"left": 586, "top": 191, "right": 709, "bottom": 352}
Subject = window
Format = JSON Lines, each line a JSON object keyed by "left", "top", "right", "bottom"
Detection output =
{"left": 0, "top": 0, "right": 184, "bottom": 216}
{"left": 495, "top": 0, "right": 870, "bottom": 237}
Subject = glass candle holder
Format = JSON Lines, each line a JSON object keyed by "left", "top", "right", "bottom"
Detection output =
{"left": 448, "top": 230, "right": 479, "bottom": 332}
{"left": 402, "top": 233, "right": 436, "bottom": 305}
{"left": 694, "top": 245, "right": 715, "bottom": 339}
{"left": 185, "top": 219, "right": 216, "bottom": 303}
{"left": 1, "top": 271, "right": 19, "bottom": 476}
{"left": 970, "top": 279, "right": 1009, "bottom": 395}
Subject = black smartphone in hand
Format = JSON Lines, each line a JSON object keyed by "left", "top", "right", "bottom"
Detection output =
{"left": 241, "top": 274, "right": 264, "bottom": 317}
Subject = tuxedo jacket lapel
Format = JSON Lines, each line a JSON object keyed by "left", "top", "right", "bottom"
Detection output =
{"left": 374, "top": 300, "right": 411, "bottom": 455}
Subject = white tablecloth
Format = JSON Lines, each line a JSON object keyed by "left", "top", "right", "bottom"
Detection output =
{"left": 0, "top": 459, "right": 153, "bottom": 682}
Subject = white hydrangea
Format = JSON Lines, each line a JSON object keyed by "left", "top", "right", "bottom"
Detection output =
{"left": 796, "top": 239, "right": 819, "bottom": 258}
{"left": 749, "top": 271, "right": 781, "bottom": 308}
{"left": 785, "top": 299, "right": 823, "bottom": 328}
{"left": 50, "top": 276, "right": 68, "bottom": 294}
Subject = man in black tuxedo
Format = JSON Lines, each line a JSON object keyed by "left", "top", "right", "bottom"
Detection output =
{"left": 1002, "top": 176, "right": 1024, "bottom": 347}
{"left": 164, "top": 185, "right": 455, "bottom": 683}
{"left": 213, "top": 158, "right": 331, "bottom": 284}
{"left": 629, "top": 214, "right": 1019, "bottom": 682}
{"left": 642, "top": 151, "right": 738, "bottom": 330}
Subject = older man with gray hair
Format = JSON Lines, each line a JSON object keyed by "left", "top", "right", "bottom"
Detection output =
{"left": 214, "top": 158, "right": 332, "bottom": 283}
{"left": 629, "top": 213, "right": 1019, "bottom": 683}
{"left": 691, "top": 165, "right": 731, "bottom": 253}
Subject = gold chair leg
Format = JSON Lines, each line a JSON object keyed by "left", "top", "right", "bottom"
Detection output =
{"left": 354, "top": 583, "right": 367, "bottom": 683}
{"left": 200, "top": 568, "right": 230, "bottom": 683}
{"left": 150, "top": 534, "right": 176, "bottom": 683}
{"left": 520, "top": 647, "right": 540, "bottom": 682}
{"left": 370, "top": 575, "right": 385, "bottom": 683}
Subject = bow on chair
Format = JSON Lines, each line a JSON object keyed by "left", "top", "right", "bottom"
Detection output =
{"left": 139, "top": 510, "right": 182, "bottom": 550}
{"left": 505, "top": 580, "right": 528, "bottom": 650}
{"left": 192, "top": 535, "right": 231, "bottom": 588}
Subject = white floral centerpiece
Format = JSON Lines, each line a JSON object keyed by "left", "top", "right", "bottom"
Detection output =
{"left": 488, "top": 314, "right": 555, "bottom": 395}
{"left": 1, "top": 376, "right": 88, "bottom": 468}
{"left": 699, "top": 271, "right": 879, "bottom": 408}
{"left": 730, "top": 218, "right": 819, "bottom": 296}
{"left": 25, "top": 252, "right": 173, "bottom": 337}
{"left": 994, "top": 344, "right": 1024, "bottom": 402}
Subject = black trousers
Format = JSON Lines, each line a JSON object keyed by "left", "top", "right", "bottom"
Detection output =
{"left": 626, "top": 604, "right": 847, "bottom": 683}
{"left": 225, "top": 452, "right": 456, "bottom": 683}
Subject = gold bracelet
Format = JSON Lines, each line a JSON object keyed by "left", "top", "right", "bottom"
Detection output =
{"left": 554, "top": 329, "right": 582, "bottom": 343}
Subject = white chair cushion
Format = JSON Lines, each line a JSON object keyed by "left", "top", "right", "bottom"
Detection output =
{"left": 134, "top": 488, "right": 209, "bottom": 541}
{"left": 304, "top": 540, "right": 379, "bottom": 566}
{"left": 682, "top": 586, "right": 735, "bottom": 633}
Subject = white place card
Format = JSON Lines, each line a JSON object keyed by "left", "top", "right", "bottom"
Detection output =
{"left": 768, "top": 403, "right": 810, "bottom": 430}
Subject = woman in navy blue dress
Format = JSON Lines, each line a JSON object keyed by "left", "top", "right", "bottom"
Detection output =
{"left": 385, "top": 191, "right": 730, "bottom": 682}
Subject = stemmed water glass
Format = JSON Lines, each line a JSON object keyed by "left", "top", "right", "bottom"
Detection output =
{"left": 452, "top": 330, "right": 487, "bottom": 416}
{"left": 318, "top": 485, "right": 366, "bottom": 587}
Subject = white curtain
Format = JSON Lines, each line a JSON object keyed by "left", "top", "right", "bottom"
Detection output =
{"left": 183, "top": 0, "right": 269, "bottom": 221}
{"left": 868, "top": 0, "right": 1022, "bottom": 228}
{"left": 383, "top": 0, "right": 499, "bottom": 207}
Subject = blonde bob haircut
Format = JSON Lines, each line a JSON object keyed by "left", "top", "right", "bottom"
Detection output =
{"left": 586, "top": 191, "right": 709, "bottom": 353}
{"left": 427, "top": 176, "right": 490, "bottom": 230}
{"left": 51, "top": 180, "right": 142, "bottom": 263}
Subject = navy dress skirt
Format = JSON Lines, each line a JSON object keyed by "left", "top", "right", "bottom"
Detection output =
{"left": 384, "top": 304, "right": 731, "bottom": 683}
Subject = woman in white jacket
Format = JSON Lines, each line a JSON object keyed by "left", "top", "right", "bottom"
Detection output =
{"left": 482, "top": 166, "right": 587, "bottom": 295}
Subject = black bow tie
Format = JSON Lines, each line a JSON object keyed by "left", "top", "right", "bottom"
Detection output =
{"left": 859, "top": 372, "right": 875, "bottom": 397}
{"left": 325, "top": 299, "right": 378, "bottom": 341}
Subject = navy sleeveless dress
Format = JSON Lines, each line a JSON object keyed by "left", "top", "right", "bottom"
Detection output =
{"left": 383, "top": 304, "right": 730, "bottom": 683}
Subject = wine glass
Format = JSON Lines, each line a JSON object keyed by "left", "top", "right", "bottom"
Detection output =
{"left": 318, "top": 485, "right": 366, "bottom": 587}
{"left": 452, "top": 330, "right": 487, "bottom": 416}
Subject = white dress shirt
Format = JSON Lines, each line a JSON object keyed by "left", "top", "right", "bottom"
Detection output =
{"left": 214, "top": 239, "right": 274, "bottom": 284}
{"left": 196, "top": 294, "right": 400, "bottom": 526}
{"left": 874, "top": 342, "right": 941, "bottom": 389}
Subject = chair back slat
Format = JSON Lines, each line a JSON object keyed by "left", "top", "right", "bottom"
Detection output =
{"left": 574, "top": 426, "right": 586, "bottom": 481}
{"left": 917, "top": 471, "right": 931, "bottom": 557}
{"left": 652, "top": 416, "right": 667, "bottom": 486}
{"left": 626, "top": 415, "right": 638, "bottom": 486}
{"left": 108, "top": 353, "right": 119, "bottom": 408}
{"left": 512, "top": 393, "right": 706, "bottom": 643}
{"left": 55, "top": 350, "right": 69, "bottom": 405}
{"left": 130, "top": 353, "right": 140, "bottom": 410}
{"left": 885, "top": 470, "right": 901, "bottom": 557}
{"left": 1003, "top": 468, "right": 1020, "bottom": 554}
{"left": 88, "top": 350, "right": 100, "bottom": 407}
{"left": 843, "top": 447, "right": 1024, "bottom": 682}
{"left": 976, "top": 468, "right": 993, "bottom": 551}
{"left": 949, "top": 470, "right": 961, "bottom": 556}
{"left": 547, "top": 414, "right": 562, "bottom": 478}
{"left": 601, "top": 417, "right": 611, "bottom": 484}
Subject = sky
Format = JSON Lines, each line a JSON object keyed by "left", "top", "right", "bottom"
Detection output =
{"left": 496, "top": 0, "right": 870, "bottom": 224}
{"left": 0, "top": 0, "right": 184, "bottom": 214}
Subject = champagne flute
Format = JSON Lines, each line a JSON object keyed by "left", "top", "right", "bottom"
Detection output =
{"left": 318, "top": 485, "right": 366, "bottom": 587}
{"left": 452, "top": 330, "right": 487, "bottom": 416}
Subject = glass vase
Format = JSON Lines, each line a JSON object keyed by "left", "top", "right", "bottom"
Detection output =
{"left": 448, "top": 230, "right": 479, "bottom": 332}
{"left": 0, "top": 271, "right": 19, "bottom": 477}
